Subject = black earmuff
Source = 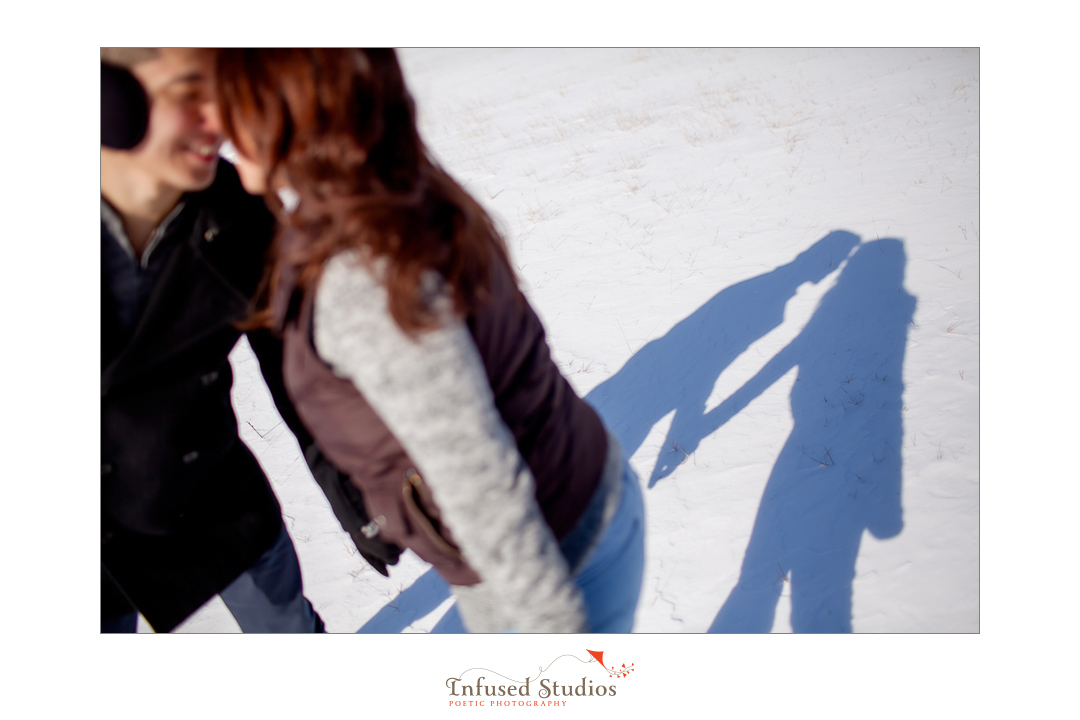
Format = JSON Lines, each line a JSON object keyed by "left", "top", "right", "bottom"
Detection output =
{"left": 102, "top": 63, "right": 149, "bottom": 150}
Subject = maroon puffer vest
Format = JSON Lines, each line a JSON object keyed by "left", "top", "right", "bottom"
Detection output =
{"left": 275, "top": 251, "right": 608, "bottom": 587}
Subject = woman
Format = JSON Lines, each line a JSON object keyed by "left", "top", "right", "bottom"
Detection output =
{"left": 215, "top": 49, "right": 644, "bottom": 632}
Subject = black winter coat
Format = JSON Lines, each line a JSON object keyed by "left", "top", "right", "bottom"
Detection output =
{"left": 101, "top": 161, "right": 399, "bottom": 632}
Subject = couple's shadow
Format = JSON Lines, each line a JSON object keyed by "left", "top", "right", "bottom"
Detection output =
{"left": 588, "top": 230, "right": 915, "bottom": 632}
{"left": 359, "top": 231, "right": 915, "bottom": 633}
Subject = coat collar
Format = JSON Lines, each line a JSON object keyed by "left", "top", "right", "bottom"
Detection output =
{"left": 100, "top": 197, "right": 187, "bottom": 269}
{"left": 101, "top": 196, "right": 251, "bottom": 396}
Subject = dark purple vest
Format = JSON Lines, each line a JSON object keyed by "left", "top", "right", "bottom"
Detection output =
{"left": 276, "top": 253, "right": 607, "bottom": 586}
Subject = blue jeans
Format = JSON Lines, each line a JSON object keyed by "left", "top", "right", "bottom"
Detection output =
{"left": 572, "top": 459, "right": 646, "bottom": 632}
{"left": 101, "top": 525, "right": 320, "bottom": 633}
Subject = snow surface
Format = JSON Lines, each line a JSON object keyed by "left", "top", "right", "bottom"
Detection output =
{"left": 173, "top": 48, "right": 978, "bottom": 633}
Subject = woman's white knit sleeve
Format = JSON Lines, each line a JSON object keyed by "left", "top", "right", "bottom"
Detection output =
{"left": 313, "top": 253, "right": 586, "bottom": 632}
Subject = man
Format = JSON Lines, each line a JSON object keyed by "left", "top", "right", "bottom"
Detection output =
{"left": 101, "top": 48, "right": 399, "bottom": 632}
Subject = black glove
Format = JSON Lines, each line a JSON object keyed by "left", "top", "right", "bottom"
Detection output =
{"left": 304, "top": 445, "right": 402, "bottom": 576}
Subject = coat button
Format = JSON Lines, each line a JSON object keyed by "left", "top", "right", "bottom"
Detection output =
{"left": 102, "top": 531, "right": 113, "bottom": 544}
{"left": 102, "top": 463, "right": 113, "bottom": 476}
{"left": 182, "top": 451, "right": 199, "bottom": 464}
{"left": 204, "top": 227, "right": 219, "bottom": 242}
{"left": 200, "top": 370, "right": 219, "bottom": 385}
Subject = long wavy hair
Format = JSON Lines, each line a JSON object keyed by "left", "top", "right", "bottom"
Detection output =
{"left": 215, "top": 48, "right": 516, "bottom": 332}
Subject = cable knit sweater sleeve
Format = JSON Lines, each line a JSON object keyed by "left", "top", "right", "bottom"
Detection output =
{"left": 313, "top": 252, "right": 587, "bottom": 633}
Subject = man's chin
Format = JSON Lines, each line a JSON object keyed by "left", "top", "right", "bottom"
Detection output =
{"left": 179, "top": 158, "right": 220, "bottom": 191}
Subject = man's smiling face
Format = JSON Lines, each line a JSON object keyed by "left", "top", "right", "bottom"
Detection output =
{"left": 122, "top": 48, "right": 224, "bottom": 194}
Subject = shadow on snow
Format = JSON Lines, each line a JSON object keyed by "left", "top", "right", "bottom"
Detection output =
{"left": 587, "top": 231, "right": 915, "bottom": 632}
{"left": 356, "top": 567, "right": 462, "bottom": 633}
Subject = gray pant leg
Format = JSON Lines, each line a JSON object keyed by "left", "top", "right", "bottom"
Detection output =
{"left": 219, "top": 525, "right": 319, "bottom": 633}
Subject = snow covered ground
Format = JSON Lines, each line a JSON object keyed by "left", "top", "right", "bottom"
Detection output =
{"left": 175, "top": 48, "right": 978, "bottom": 633}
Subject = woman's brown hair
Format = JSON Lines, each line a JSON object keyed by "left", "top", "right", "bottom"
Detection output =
{"left": 215, "top": 48, "right": 516, "bottom": 332}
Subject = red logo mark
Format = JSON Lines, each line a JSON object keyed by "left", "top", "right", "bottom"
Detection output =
{"left": 586, "top": 649, "right": 635, "bottom": 678}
